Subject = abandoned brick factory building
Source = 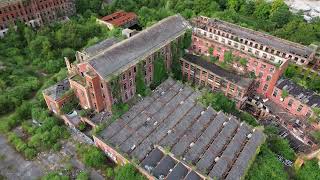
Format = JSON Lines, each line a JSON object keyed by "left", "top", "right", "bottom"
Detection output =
{"left": 42, "top": 12, "right": 320, "bottom": 179}
{"left": 190, "top": 16, "right": 318, "bottom": 97}
{"left": 94, "top": 78, "right": 265, "bottom": 180}
{"left": 63, "top": 14, "right": 189, "bottom": 113}
{"left": 0, "top": 0, "right": 75, "bottom": 37}
{"left": 181, "top": 54, "right": 254, "bottom": 108}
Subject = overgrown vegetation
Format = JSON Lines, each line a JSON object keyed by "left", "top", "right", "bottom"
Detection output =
{"left": 152, "top": 56, "right": 168, "bottom": 89}
{"left": 295, "top": 159, "right": 320, "bottom": 180}
{"left": 135, "top": 62, "right": 149, "bottom": 97}
{"left": 246, "top": 144, "right": 289, "bottom": 180}
{"left": 60, "top": 95, "right": 79, "bottom": 114}
{"left": 284, "top": 64, "right": 320, "bottom": 93}
{"left": 199, "top": 91, "right": 259, "bottom": 126}
{"left": 76, "top": 144, "right": 107, "bottom": 169}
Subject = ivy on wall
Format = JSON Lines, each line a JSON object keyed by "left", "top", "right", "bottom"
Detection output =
{"left": 109, "top": 75, "right": 121, "bottom": 103}
{"left": 152, "top": 55, "right": 168, "bottom": 88}
{"left": 135, "top": 62, "right": 148, "bottom": 97}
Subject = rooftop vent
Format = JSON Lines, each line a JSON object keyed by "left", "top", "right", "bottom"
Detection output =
{"left": 190, "top": 142, "right": 195, "bottom": 147}
{"left": 147, "top": 117, "right": 151, "bottom": 121}
{"left": 180, "top": 101, "right": 184, "bottom": 104}
{"left": 144, "top": 165, "right": 153, "bottom": 172}
{"left": 179, "top": 88, "right": 183, "bottom": 92}
{"left": 214, "top": 157, "right": 220, "bottom": 162}
{"left": 154, "top": 121, "right": 158, "bottom": 126}
{"left": 167, "top": 130, "right": 172, "bottom": 134}
{"left": 247, "top": 133, "right": 252, "bottom": 139}
{"left": 131, "top": 144, "right": 136, "bottom": 150}
{"left": 201, "top": 111, "right": 205, "bottom": 115}
{"left": 223, "top": 121, "right": 228, "bottom": 126}
{"left": 161, "top": 91, "right": 165, "bottom": 95}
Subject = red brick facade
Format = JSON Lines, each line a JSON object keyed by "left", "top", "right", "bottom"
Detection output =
{"left": 98, "top": 10, "right": 138, "bottom": 30}
{"left": 270, "top": 87, "right": 312, "bottom": 118}
{"left": 66, "top": 41, "right": 175, "bottom": 113}
{"left": 180, "top": 55, "right": 254, "bottom": 108}
{"left": 0, "top": 0, "right": 75, "bottom": 37}
{"left": 191, "top": 16, "right": 290, "bottom": 98}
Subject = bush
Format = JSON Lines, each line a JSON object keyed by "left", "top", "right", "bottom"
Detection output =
{"left": 76, "top": 171, "right": 89, "bottom": 180}
{"left": 77, "top": 145, "right": 106, "bottom": 169}
{"left": 239, "top": 112, "right": 259, "bottom": 127}
{"left": 114, "top": 164, "right": 146, "bottom": 180}
{"left": 41, "top": 172, "right": 69, "bottom": 180}
{"left": 24, "top": 148, "right": 37, "bottom": 160}
{"left": 105, "top": 167, "right": 114, "bottom": 178}
{"left": 53, "top": 143, "right": 62, "bottom": 152}
{"left": 267, "top": 135, "right": 295, "bottom": 160}
{"left": 78, "top": 122, "right": 86, "bottom": 131}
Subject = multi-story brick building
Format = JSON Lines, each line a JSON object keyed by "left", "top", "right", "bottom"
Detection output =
{"left": 190, "top": 16, "right": 318, "bottom": 97}
{"left": 181, "top": 54, "right": 254, "bottom": 107}
{"left": 61, "top": 15, "right": 190, "bottom": 113}
{"left": 270, "top": 78, "right": 320, "bottom": 119}
{"left": 0, "top": 0, "right": 75, "bottom": 37}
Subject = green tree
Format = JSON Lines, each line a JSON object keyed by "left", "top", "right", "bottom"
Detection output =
{"left": 267, "top": 135, "right": 295, "bottom": 160}
{"left": 246, "top": 145, "right": 289, "bottom": 180}
{"left": 253, "top": 0, "right": 272, "bottom": 20}
{"left": 296, "top": 160, "right": 320, "bottom": 180}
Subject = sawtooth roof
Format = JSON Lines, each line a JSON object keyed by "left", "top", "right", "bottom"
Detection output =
{"left": 88, "top": 14, "right": 189, "bottom": 79}
{"left": 97, "top": 78, "right": 265, "bottom": 179}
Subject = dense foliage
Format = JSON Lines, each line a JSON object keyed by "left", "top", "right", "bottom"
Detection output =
{"left": 152, "top": 56, "right": 168, "bottom": 89}
{"left": 97, "top": 0, "right": 320, "bottom": 45}
{"left": 295, "top": 159, "right": 320, "bottom": 180}
{"left": 76, "top": 144, "right": 107, "bottom": 169}
{"left": 0, "top": 16, "right": 116, "bottom": 116}
{"left": 246, "top": 145, "right": 289, "bottom": 180}
{"left": 200, "top": 91, "right": 259, "bottom": 126}
{"left": 113, "top": 164, "right": 146, "bottom": 180}
{"left": 135, "top": 62, "right": 149, "bottom": 97}
{"left": 284, "top": 64, "right": 320, "bottom": 94}
{"left": 264, "top": 125, "right": 295, "bottom": 160}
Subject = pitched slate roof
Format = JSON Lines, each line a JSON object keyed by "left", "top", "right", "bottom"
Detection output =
{"left": 182, "top": 54, "right": 253, "bottom": 89}
{"left": 88, "top": 14, "right": 190, "bottom": 79}
{"left": 276, "top": 78, "right": 320, "bottom": 108}
{"left": 207, "top": 18, "right": 314, "bottom": 58}
{"left": 83, "top": 37, "right": 119, "bottom": 57}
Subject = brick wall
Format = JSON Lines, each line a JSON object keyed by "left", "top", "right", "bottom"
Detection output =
{"left": 270, "top": 87, "right": 312, "bottom": 117}
{"left": 0, "top": 0, "right": 75, "bottom": 36}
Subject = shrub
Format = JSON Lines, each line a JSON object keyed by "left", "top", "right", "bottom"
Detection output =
{"left": 114, "top": 164, "right": 146, "bottom": 180}
{"left": 77, "top": 145, "right": 106, "bottom": 169}
{"left": 24, "top": 148, "right": 37, "bottom": 160}
{"left": 78, "top": 122, "right": 86, "bottom": 131}
{"left": 53, "top": 143, "right": 62, "bottom": 152}
{"left": 76, "top": 171, "right": 89, "bottom": 180}
{"left": 105, "top": 167, "right": 114, "bottom": 178}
